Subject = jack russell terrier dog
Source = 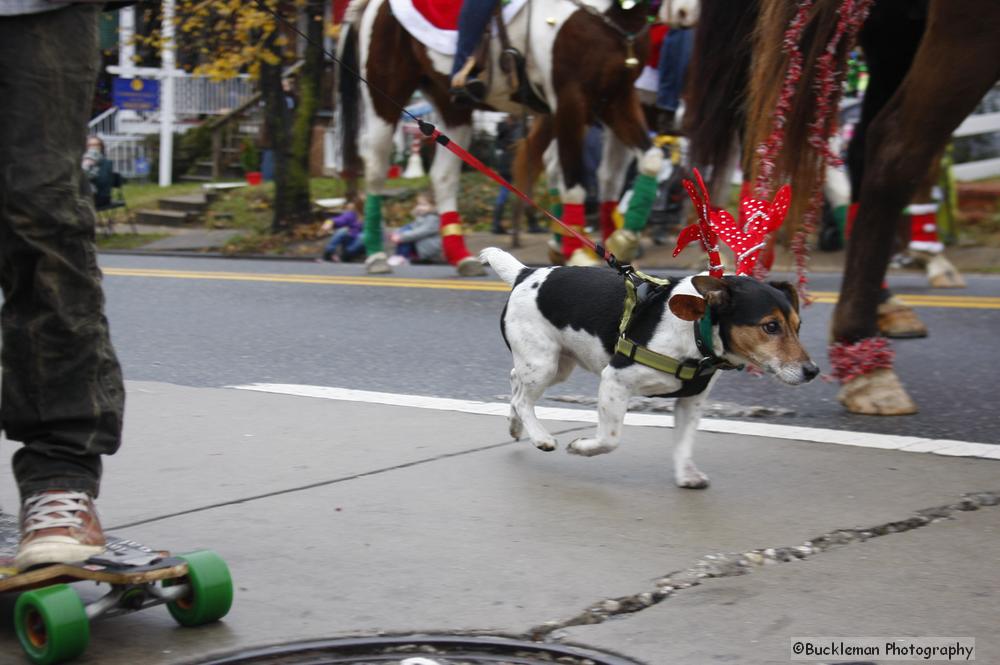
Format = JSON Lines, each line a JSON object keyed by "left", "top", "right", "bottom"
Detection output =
{"left": 480, "top": 247, "right": 818, "bottom": 489}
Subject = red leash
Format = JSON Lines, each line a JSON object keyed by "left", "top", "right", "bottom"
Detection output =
{"left": 417, "top": 121, "right": 619, "bottom": 268}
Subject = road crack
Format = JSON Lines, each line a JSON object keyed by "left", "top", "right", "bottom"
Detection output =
{"left": 526, "top": 490, "right": 1000, "bottom": 641}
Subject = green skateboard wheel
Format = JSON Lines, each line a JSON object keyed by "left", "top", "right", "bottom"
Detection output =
{"left": 14, "top": 585, "right": 90, "bottom": 665}
{"left": 165, "top": 550, "right": 233, "bottom": 627}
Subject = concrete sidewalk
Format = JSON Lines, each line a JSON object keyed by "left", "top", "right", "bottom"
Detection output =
{"left": 0, "top": 381, "right": 997, "bottom": 664}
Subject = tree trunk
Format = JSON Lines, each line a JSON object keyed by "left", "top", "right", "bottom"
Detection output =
{"left": 287, "top": 0, "right": 325, "bottom": 217}
{"left": 260, "top": 29, "right": 299, "bottom": 232}
{"left": 262, "top": 2, "right": 325, "bottom": 234}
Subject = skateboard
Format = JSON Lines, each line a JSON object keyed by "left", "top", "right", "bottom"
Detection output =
{"left": 1, "top": 512, "right": 233, "bottom": 664}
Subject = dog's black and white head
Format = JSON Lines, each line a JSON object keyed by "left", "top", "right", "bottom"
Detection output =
{"left": 668, "top": 275, "right": 819, "bottom": 385}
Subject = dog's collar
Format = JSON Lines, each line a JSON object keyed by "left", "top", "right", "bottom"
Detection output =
{"left": 614, "top": 271, "right": 740, "bottom": 395}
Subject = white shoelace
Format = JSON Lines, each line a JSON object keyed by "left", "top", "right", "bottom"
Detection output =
{"left": 21, "top": 491, "right": 92, "bottom": 534}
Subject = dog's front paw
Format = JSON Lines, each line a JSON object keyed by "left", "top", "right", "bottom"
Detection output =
{"left": 567, "top": 437, "right": 617, "bottom": 457}
{"left": 534, "top": 438, "right": 557, "bottom": 452}
{"left": 676, "top": 465, "right": 710, "bottom": 489}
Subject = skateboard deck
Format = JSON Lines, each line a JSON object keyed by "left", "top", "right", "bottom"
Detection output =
{"left": 0, "top": 511, "right": 232, "bottom": 664}
{"left": 0, "top": 511, "right": 188, "bottom": 591}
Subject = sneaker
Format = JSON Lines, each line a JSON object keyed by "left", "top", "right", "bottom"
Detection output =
{"left": 15, "top": 491, "right": 106, "bottom": 570}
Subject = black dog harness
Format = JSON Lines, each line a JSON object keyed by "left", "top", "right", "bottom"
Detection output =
{"left": 613, "top": 269, "right": 741, "bottom": 398}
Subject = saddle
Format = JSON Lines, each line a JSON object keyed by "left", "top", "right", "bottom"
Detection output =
{"left": 459, "top": 4, "right": 550, "bottom": 114}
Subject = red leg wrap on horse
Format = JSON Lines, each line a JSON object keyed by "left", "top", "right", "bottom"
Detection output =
{"left": 561, "top": 203, "right": 586, "bottom": 258}
{"left": 440, "top": 210, "right": 471, "bottom": 265}
{"left": 846, "top": 202, "right": 859, "bottom": 238}
{"left": 906, "top": 203, "right": 943, "bottom": 253}
{"left": 599, "top": 201, "right": 617, "bottom": 241}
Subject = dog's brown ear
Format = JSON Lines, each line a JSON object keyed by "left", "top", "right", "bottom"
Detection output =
{"left": 769, "top": 280, "right": 800, "bottom": 312}
{"left": 668, "top": 294, "right": 706, "bottom": 321}
{"left": 691, "top": 275, "right": 730, "bottom": 308}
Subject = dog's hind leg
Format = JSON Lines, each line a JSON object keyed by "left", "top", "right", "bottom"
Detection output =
{"left": 508, "top": 369, "right": 524, "bottom": 440}
{"left": 510, "top": 353, "right": 565, "bottom": 452}
{"left": 672, "top": 375, "right": 719, "bottom": 489}
{"left": 567, "top": 366, "right": 630, "bottom": 457}
{"left": 509, "top": 354, "right": 574, "bottom": 441}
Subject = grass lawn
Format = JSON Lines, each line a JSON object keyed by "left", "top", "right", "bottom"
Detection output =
{"left": 120, "top": 171, "right": 542, "bottom": 256}
{"left": 96, "top": 232, "right": 170, "bottom": 250}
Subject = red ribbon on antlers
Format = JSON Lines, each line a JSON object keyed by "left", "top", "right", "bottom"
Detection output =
{"left": 674, "top": 169, "right": 791, "bottom": 277}
{"left": 674, "top": 170, "right": 723, "bottom": 277}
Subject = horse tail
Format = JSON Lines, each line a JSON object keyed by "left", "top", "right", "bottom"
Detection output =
{"left": 336, "top": 14, "right": 364, "bottom": 179}
{"left": 743, "top": 0, "right": 863, "bottom": 231}
{"left": 685, "top": 0, "right": 760, "bottom": 191}
{"left": 479, "top": 247, "right": 527, "bottom": 286}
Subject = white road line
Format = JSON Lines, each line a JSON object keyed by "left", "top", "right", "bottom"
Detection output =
{"left": 229, "top": 383, "right": 1000, "bottom": 460}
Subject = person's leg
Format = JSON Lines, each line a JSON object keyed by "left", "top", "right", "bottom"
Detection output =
{"left": 324, "top": 228, "right": 350, "bottom": 260}
{"left": 0, "top": 6, "right": 124, "bottom": 568}
{"left": 344, "top": 235, "right": 367, "bottom": 261}
{"left": 450, "top": 0, "right": 498, "bottom": 97}
{"left": 492, "top": 186, "right": 509, "bottom": 233}
{"left": 655, "top": 27, "right": 693, "bottom": 131}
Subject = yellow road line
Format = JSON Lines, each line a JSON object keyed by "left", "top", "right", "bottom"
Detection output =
{"left": 102, "top": 267, "right": 1000, "bottom": 309}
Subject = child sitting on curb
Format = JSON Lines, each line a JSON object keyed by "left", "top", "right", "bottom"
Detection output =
{"left": 320, "top": 199, "right": 365, "bottom": 262}
{"left": 388, "top": 192, "right": 443, "bottom": 266}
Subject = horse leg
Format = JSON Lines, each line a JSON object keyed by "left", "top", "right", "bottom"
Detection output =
{"left": 359, "top": 113, "right": 396, "bottom": 274}
{"left": 552, "top": 87, "right": 597, "bottom": 266}
{"left": 511, "top": 116, "right": 553, "bottom": 242}
{"left": 596, "top": 130, "right": 633, "bottom": 239}
{"left": 833, "top": 1, "right": 1000, "bottom": 415}
{"left": 902, "top": 161, "right": 966, "bottom": 288}
{"left": 429, "top": 121, "right": 486, "bottom": 276}
{"left": 542, "top": 141, "right": 567, "bottom": 265}
{"left": 846, "top": 1, "right": 928, "bottom": 337}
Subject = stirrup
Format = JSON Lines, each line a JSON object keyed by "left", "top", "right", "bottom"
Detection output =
{"left": 450, "top": 78, "right": 486, "bottom": 105}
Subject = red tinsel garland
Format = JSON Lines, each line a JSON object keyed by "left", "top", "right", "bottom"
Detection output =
{"left": 828, "top": 337, "right": 894, "bottom": 384}
{"left": 752, "top": 0, "right": 873, "bottom": 294}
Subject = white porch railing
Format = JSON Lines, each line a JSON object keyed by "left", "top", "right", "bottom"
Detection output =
{"left": 174, "top": 75, "right": 257, "bottom": 116}
{"left": 102, "top": 135, "right": 150, "bottom": 180}
{"left": 88, "top": 106, "right": 119, "bottom": 135}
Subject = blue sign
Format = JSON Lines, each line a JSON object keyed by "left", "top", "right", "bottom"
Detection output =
{"left": 112, "top": 77, "right": 160, "bottom": 111}
{"left": 134, "top": 156, "right": 151, "bottom": 177}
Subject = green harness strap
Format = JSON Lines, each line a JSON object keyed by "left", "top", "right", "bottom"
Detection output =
{"left": 614, "top": 269, "right": 732, "bottom": 389}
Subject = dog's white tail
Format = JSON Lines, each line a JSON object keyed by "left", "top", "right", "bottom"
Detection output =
{"left": 479, "top": 247, "right": 527, "bottom": 285}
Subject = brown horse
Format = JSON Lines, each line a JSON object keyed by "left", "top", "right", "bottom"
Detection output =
{"left": 686, "top": 0, "right": 1000, "bottom": 415}
{"left": 337, "top": 0, "right": 652, "bottom": 275}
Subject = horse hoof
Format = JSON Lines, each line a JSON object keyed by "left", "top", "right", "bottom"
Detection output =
{"left": 565, "top": 247, "right": 601, "bottom": 267}
{"left": 877, "top": 297, "right": 927, "bottom": 339}
{"left": 365, "top": 252, "right": 392, "bottom": 274}
{"left": 926, "top": 253, "right": 966, "bottom": 289}
{"left": 547, "top": 239, "right": 566, "bottom": 266}
{"left": 456, "top": 256, "right": 487, "bottom": 277}
{"left": 606, "top": 228, "right": 640, "bottom": 263}
{"left": 837, "top": 368, "right": 918, "bottom": 415}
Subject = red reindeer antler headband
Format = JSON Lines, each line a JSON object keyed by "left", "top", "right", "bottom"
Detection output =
{"left": 673, "top": 169, "right": 791, "bottom": 277}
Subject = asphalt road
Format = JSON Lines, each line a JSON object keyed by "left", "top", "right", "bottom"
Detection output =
{"left": 98, "top": 253, "right": 1000, "bottom": 444}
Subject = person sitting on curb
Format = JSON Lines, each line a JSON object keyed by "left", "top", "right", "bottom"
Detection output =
{"left": 320, "top": 199, "right": 366, "bottom": 262}
{"left": 388, "top": 192, "right": 443, "bottom": 266}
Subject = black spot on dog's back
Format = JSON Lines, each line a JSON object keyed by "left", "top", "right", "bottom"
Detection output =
{"left": 513, "top": 268, "right": 536, "bottom": 289}
{"left": 536, "top": 267, "right": 627, "bottom": 354}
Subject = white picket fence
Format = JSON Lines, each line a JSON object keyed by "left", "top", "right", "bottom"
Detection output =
{"left": 953, "top": 110, "right": 1000, "bottom": 181}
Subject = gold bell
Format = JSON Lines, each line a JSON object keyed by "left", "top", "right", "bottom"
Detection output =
{"left": 546, "top": 16, "right": 556, "bottom": 26}
{"left": 624, "top": 40, "right": 639, "bottom": 69}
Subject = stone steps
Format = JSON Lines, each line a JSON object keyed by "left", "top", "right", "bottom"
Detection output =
{"left": 134, "top": 208, "right": 192, "bottom": 227}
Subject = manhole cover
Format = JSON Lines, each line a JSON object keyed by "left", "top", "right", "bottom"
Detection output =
{"left": 192, "top": 635, "right": 643, "bottom": 665}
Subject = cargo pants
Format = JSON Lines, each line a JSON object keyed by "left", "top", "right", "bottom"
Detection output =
{"left": 0, "top": 5, "right": 125, "bottom": 500}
